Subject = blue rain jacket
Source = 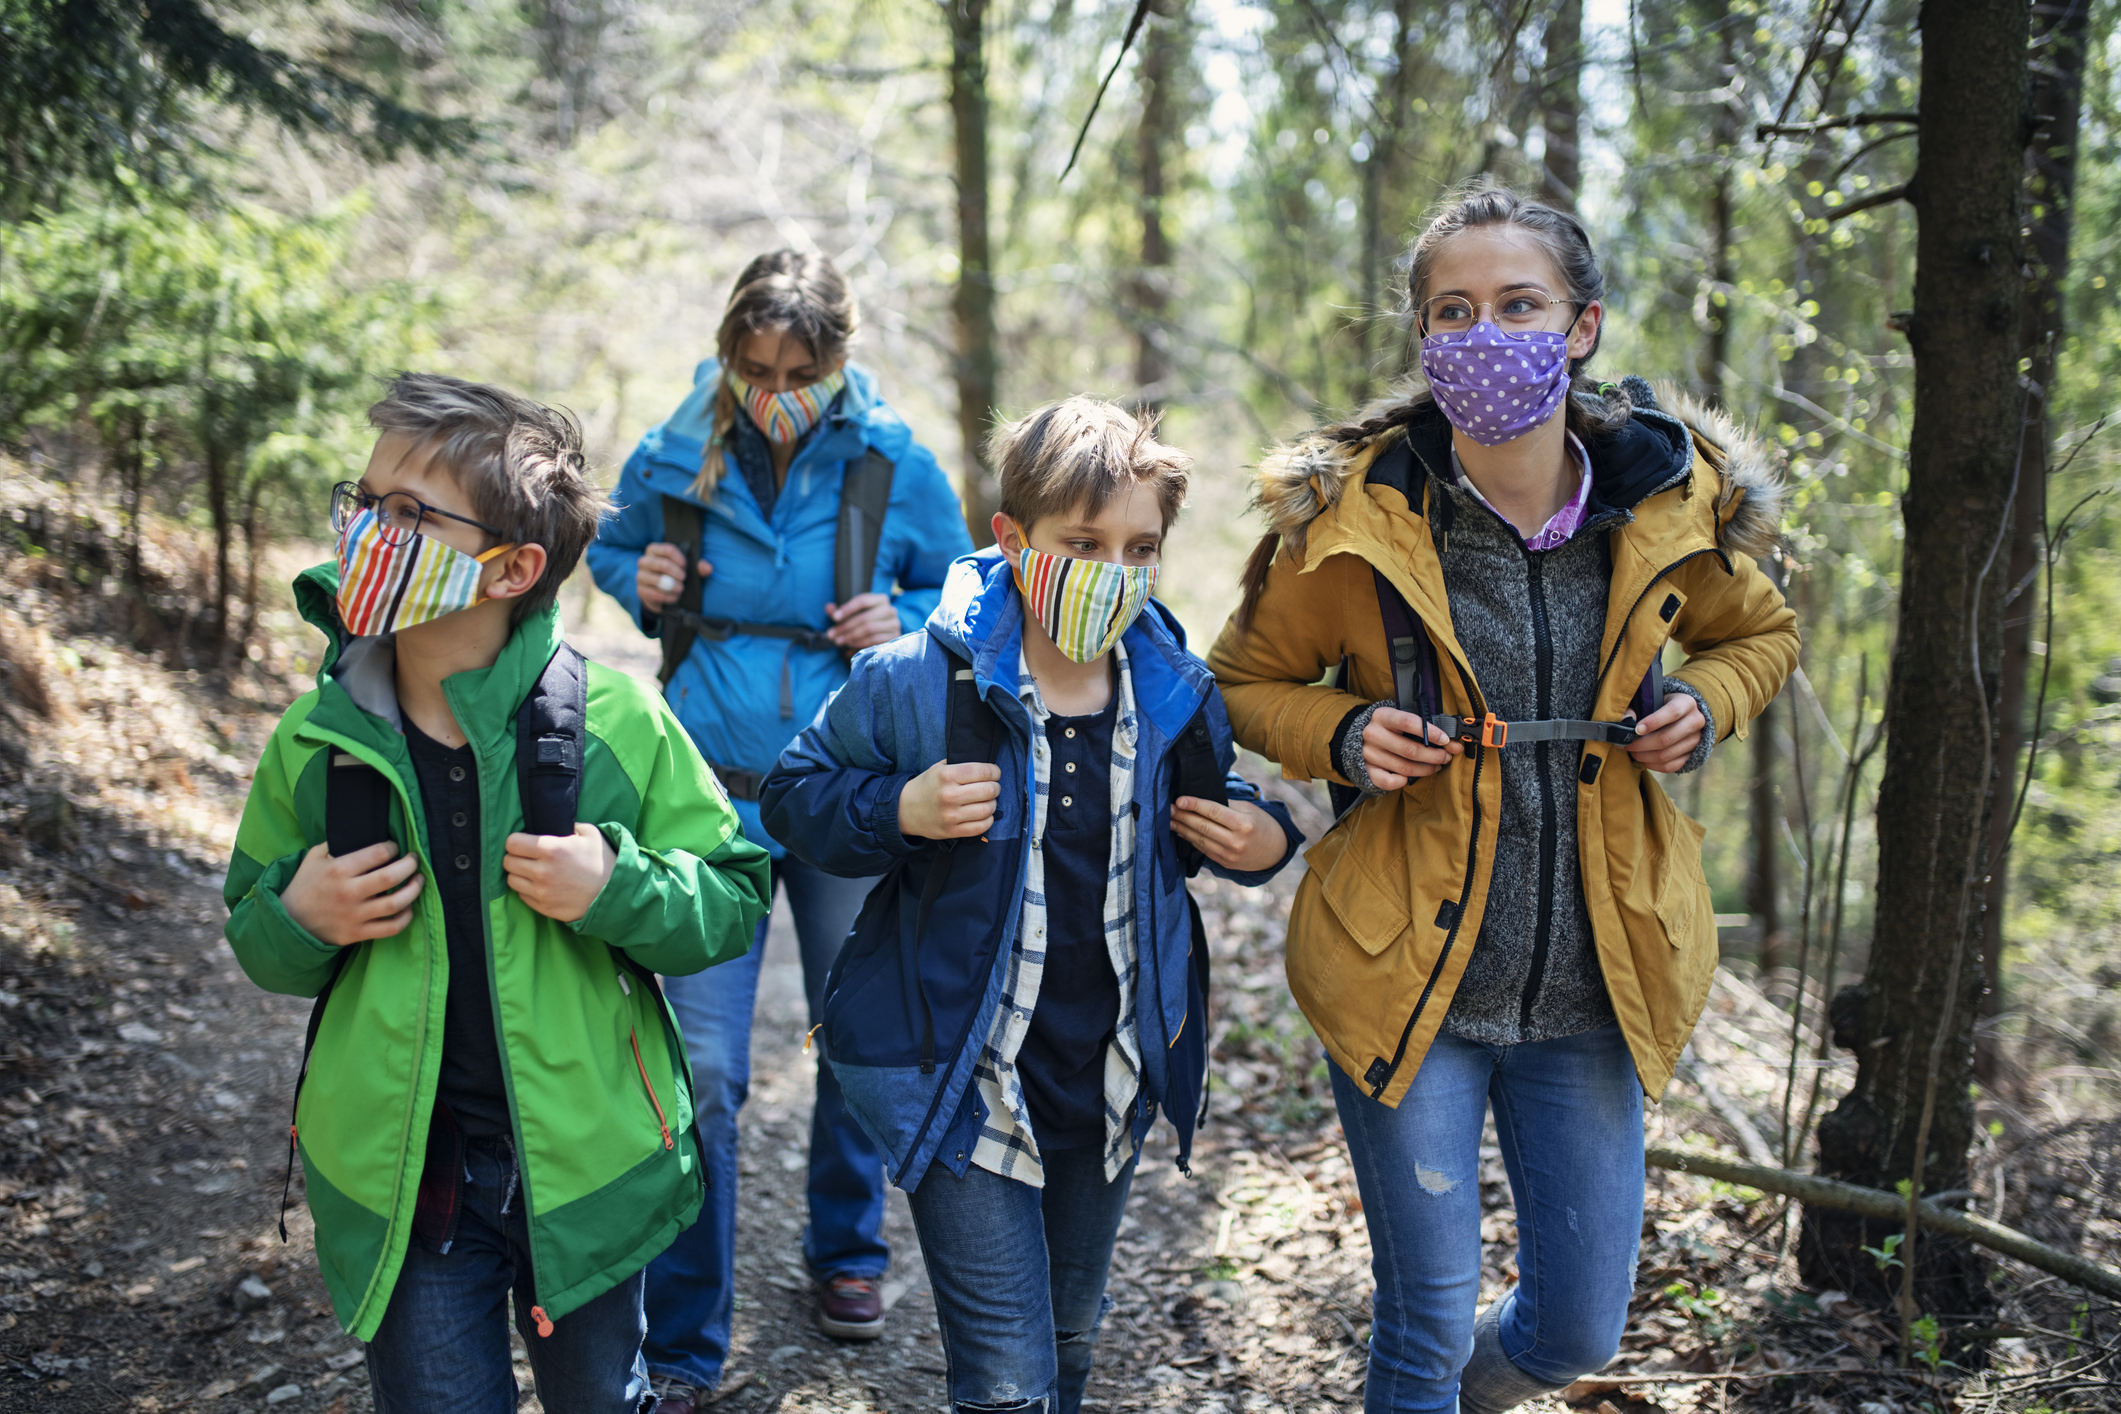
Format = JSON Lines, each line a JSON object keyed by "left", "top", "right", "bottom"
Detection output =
{"left": 587, "top": 360, "right": 974, "bottom": 856}
{"left": 759, "top": 550, "right": 1303, "bottom": 1191}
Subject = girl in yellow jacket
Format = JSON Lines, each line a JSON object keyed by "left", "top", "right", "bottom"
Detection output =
{"left": 1207, "top": 185, "right": 1798, "bottom": 1413}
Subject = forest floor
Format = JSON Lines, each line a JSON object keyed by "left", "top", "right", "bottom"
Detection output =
{"left": 0, "top": 464, "right": 2116, "bottom": 1412}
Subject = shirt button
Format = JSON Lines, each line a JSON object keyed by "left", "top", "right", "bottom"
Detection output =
{"left": 1065, "top": 727, "right": 1076, "bottom": 739}
{"left": 1064, "top": 761, "right": 1077, "bottom": 774}
{"left": 1061, "top": 795, "right": 1073, "bottom": 807}
{"left": 452, "top": 811, "right": 468, "bottom": 828}
{"left": 454, "top": 854, "right": 471, "bottom": 871}
{"left": 449, "top": 766, "right": 467, "bottom": 783}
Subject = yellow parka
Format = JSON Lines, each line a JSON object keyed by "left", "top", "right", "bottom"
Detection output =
{"left": 1206, "top": 384, "right": 1799, "bottom": 1105}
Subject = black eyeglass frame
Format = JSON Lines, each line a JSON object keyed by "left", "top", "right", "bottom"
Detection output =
{"left": 1416, "top": 289, "right": 1587, "bottom": 339}
{"left": 331, "top": 482, "right": 510, "bottom": 546}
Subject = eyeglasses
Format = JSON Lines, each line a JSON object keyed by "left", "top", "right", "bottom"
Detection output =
{"left": 331, "top": 482, "right": 508, "bottom": 547}
{"left": 1418, "top": 286, "right": 1581, "bottom": 337}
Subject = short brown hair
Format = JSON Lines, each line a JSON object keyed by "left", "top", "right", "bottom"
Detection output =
{"left": 367, "top": 372, "right": 605, "bottom": 625}
{"left": 987, "top": 397, "right": 1190, "bottom": 534}
{"left": 696, "top": 250, "right": 861, "bottom": 500}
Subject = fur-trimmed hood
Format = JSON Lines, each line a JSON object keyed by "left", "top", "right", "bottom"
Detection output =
{"left": 1250, "top": 376, "right": 1786, "bottom": 562}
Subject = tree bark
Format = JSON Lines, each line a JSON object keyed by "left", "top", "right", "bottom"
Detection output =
{"left": 1803, "top": 0, "right": 2032, "bottom": 1316}
{"left": 1537, "top": 0, "right": 1581, "bottom": 212}
{"left": 946, "top": 0, "right": 1000, "bottom": 546}
{"left": 1357, "top": 0, "right": 1417, "bottom": 402}
{"left": 1132, "top": 0, "right": 1180, "bottom": 407}
{"left": 205, "top": 444, "right": 231, "bottom": 651}
{"left": 1748, "top": 694, "right": 1784, "bottom": 974}
{"left": 1977, "top": 0, "right": 2088, "bottom": 1084}
{"left": 1699, "top": 0, "right": 1738, "bottom": 402}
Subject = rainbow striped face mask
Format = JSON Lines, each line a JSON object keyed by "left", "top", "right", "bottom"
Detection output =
{"left": 334, "top": 506, "right": 515, "bottom": 638}
{"left": 731, "top": 368, "right": 847, "bottom": 445}
{"left": 1013, "top": 542, "right": 1159, "bottom": 664}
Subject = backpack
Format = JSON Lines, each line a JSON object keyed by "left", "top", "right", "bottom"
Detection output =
{"left": 281, "top": 644, "right": 591, "bottom": 1237}
{"left": 908, "top": 664, "right": 1225, "bottom": 1130}
{"left": 655, "top": 448, "right": 896, "bottom": 699}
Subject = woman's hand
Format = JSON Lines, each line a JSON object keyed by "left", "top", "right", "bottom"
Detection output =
{"left": 503, "top": 823, "right": 618, "bottom": 922}
{"left": 636, "top": 542, "right": 713, "bottom": 613}
{"left": 279, "top": 841, "right": 424, "bottom": 945}
{"left": 1171, "top": 798, "right": 1287, "bottom": 873}
{"left": 826, "top": 592, "right": 903, "bottom": 653}
{"left": 897, "top": 761, "right": 1002, "bottom": 840}
{"left": 1626, "top": 694, "right": 1705, "bottom": 774}
{"left": 1362, "top": 707, "right": 1463, "bottom": 790}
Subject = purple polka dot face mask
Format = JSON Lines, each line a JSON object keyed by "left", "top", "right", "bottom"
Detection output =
{"left": 1418, "top": 321, "right": 1572, "bottom": 447}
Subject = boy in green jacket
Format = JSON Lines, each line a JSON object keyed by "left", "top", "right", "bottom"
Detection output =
{"left": 224, "top": 373, "right": 772, "bottom": 1412}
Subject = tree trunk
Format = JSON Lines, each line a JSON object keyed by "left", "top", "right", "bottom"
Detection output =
{"left": 1537, "top": 0, "right": 1582, "bottom": 212}
{"left": 205, "top": 445, "right": 231, "bottom": 652}
{"left": 1977, "top": 0, "right": 2088, "bottom": 1084}
{"left": 1132, "top": 0, "right": 1180, "bottom": 407}
{"left": 1748, "top": 694, "right": 1784, "bottom": 974}
{"left": 1700, "top": 0, "right": 1738, "bottom": 403}
{"left": 946, "top": 0, "right": 1000, "bottom": 546}
{"left": 1802, "top": 0, "right": 2031, "bottom": 1316}
{"left": 1357, "top": 0, "right": 1417, "bottom": 402}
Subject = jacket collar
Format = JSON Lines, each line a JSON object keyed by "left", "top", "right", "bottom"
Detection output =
{"left": 927, "top": 549, "right": 1211, "bottom": 743}
{"left": 1397, "top": 398, "right": 1695, "bottom": 522}
{"left": 637, "top": 361, "right": 881, "bottom": 508}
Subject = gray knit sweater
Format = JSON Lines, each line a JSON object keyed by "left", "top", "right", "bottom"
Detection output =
{"left": 1336, "top": 479, "right": 1715, "bottom": 1045}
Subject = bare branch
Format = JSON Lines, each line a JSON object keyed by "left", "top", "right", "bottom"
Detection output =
{"left": 1757, "top": 110, "right": 1920, "bottom": 139}
{"left": 1058, "top": 0, "right": 1156, "bottom": 183}
{"left": 1822, "top": 181, "right": 1911, "bottom": 222}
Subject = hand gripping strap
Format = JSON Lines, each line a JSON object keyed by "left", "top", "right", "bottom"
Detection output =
{"left": 1429, "top": 713, "right": 1639, "bottom": 749}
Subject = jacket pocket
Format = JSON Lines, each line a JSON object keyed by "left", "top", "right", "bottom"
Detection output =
{"left": 1313, "top": 824, "right": 1410, "bottom": 956}
{"left": 1646, "top": 783, "right": 1711, "bottom": 949}
{"left": 628, "top": 1028, "right": 676, "bottom": 1152}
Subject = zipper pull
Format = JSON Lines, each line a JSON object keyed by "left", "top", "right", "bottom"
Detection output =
{"left": 616, "top": 974, "right": 632, "bottom": 997}
{"left": 803, "top": 1023, "right": 823, "bottom": 1055}
{"left": 530, "top": 1305, "right": 554, "bottom": 1338}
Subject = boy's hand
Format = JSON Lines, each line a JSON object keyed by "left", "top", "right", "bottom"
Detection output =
{"left": 637, "top": 542, "right": 712, "bottom": 613}
{"left": 1626, "top": 693, "right": 1705, "bottom": 774}
{"left": 1172, "top": 798, "right": 1287, "bottom": 874}
{"left": 280, "top": 841, "right": 424, "bottom": 945}
{"left": 825, "top": 592, "right": 902, "bottom": 653}
{"left": 503, "top": 823, "right": 618, "bottom": 922}
{"left": 897, "top": 761, "right": 1002, "bottom": 841}
{"left": 1363, "top": 707, "right": 1463, "bottom": 790}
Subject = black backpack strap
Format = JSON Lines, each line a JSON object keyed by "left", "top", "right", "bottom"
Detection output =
{"left": 1372, "top": 569, "right": 1442, "bottom": 719}
{"left": 324, "top": 750, "right": 394, "bottom": 858}
{"left": 658, "top": 495, "right": 707, "bottom": 688}
{"left": 1169, "top": 704, "right": 1227, "bottom": 876}
{"left": 518, "top": 644, "right": 589, "bottom": 837}
{"left": 909, "top": 662, "right": 999, "bottom": 1075}
{"left": 835, "top": 448, "right": 896, "bottom": 607}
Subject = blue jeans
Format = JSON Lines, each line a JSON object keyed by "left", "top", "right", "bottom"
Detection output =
{"left": 906, "top": 1143, "right": 1139, "bottom": 1414}
{"left": 1332, "top": 1022, "right": 1644, "bottom": 1414}
{"left": 365, "top": 1138, "right": 654, "bottom": 1413}
{"left": 642, "top": 857, "right": 887, "bottom": 1388}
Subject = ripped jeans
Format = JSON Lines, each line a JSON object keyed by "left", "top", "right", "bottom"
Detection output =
{"left": 905, "top": 1142, "right": 1139, "bottom": 1413}
{"left": 1331, "top": 1021, "right": 1644, "bottom": 1414}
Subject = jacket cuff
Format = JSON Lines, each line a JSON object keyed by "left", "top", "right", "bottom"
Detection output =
{"left": 260, "top": 878, "right": 345, "bottom": 959}
{"left": 869, "top": 774, "right": 918, "bottom": 856}
{"left": 1664, "top": 678, "right": 1717, "bottom": 775}
{"left": 1332, "top": 700, "right": 1392, "bottom": 797}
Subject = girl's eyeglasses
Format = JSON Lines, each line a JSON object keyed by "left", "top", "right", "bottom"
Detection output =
{"left": 1419, "top": 286, "right": 1582, "bottom": 337}
{"left": 331, "top": 482, "right": 508, "bottom": 547}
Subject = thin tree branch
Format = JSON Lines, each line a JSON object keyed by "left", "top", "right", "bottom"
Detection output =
{"left": 1822, "top": 181, "right": 1912, "bottom": 222}
{"left": 1058, "top": 0, "right": 1156, "bottom": 183}
{"left": 1757, "top": 110, "right": 1920, "bottom": 139}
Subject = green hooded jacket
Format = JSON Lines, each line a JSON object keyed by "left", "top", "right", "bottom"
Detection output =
{"left": 224, "top": 565, "right": 772, "bottom": 1339}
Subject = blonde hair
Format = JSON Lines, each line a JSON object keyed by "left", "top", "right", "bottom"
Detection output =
{"left": 986, "top": 397, "right": 1191, "bottom": 533}
{"left": 367, "top": 373, "right": 604, "bottom": 626}
{"left": 691, "top": 251, "right": 861, "bottom": 500}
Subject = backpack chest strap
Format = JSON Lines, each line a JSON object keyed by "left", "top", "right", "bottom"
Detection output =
{"left": 1430, "top": 712, "right": 1639, "bottom": 749}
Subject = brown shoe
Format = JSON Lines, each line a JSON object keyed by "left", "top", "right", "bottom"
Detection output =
{"left": 815, "top": 1273, "right": 885, "bottom": 1340}
{"left": 650, "top": 1374, "right": 705, "bottom": 1413}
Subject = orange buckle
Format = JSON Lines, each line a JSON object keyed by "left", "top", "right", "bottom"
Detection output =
{"left": 1480, "top": 713, "right": 1509, "bottom": 748}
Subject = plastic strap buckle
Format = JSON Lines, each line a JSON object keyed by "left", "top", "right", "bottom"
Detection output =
{"left": 1481, "top": 713, "right": 1508, "bottom": 748}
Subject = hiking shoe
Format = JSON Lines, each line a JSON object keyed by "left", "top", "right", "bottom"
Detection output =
{"left": 649, "top": 1374, "right": 705, "bottom": 1413}
{"left": 815, "top": 1273, "right": 885, "bottom": 1340}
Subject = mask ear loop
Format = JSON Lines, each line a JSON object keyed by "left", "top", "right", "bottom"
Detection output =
{"left": 468, "top": 541, "right": 520, "bottom": 608}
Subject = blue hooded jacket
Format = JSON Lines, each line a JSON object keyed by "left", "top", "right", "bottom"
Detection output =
{"left": 760, "top": 549, "right": 1303, "bottom": 1191}
{"left": 586, "top": 360, "right": 975, "bottom": 855}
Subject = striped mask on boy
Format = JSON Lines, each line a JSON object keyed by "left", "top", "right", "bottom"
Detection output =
{"left": 335, "top": 505, "right": 515, "bottom": 638}
{"left": 731, "top": 368, "right": 847, "bottom": 446}
{"left": 1013, "top": 543, "right": 1159, "bottom": 665}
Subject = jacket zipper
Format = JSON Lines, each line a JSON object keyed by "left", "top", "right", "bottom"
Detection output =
{"left": 629, "top": 1029, "right": 675, "bottom": 1151}
{"left": 1519, "top": 551, "right": 1560, "bottom": 1033}
{"left": 1594, "top": 549, "right": 1729, "bottom": 695}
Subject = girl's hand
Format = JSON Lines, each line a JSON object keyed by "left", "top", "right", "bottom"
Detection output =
{"left": 1171, "top": 798, "right": 1286, "bottom": 873}
{"left": 636, "top": 542, "right": 713, "bottom": 613}
{"left": 1626, "top": 694, "right": 1705, "bottom": 774}
{"left": 825, "top": 592, "right": 903, "bottom": 652}
{"left": 897, "top": 761, "right": 1002, "bottom": 840}
{"left": 280, "top": 841, "right": 424, "bottom": 944}
{"left": 503, "top": 823, "right": 617, "bottom": 922}
{"left": 1362, "top": 707, "right": 1463, "bottom": 790}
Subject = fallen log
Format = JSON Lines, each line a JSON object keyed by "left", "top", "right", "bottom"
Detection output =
{"left": 1646, "top": 1145, "right": 2121, "bottom": 1302}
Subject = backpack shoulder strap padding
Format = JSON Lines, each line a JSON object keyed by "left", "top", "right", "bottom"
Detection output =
{"left": 1372, "top": 569, "right": 1442, "bottom": 720}
{"left": 658, "top": 495, "right": 707, "bottom": 688}
{"left": 1170, "top": 703, "right": 1226, "bottom": 877}
{"left": 517, "top": 644, "right": 590, "bottom": 839}
{"left": 836, "top": 448, "right": 896, "bottom": 608}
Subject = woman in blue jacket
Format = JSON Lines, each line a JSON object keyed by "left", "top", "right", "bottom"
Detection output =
{"left": 586, "top": 251, "right": 974, "bottom": 1409}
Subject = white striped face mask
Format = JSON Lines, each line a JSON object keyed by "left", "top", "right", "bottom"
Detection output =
{"left": 1012, "top": 542, "right": 1159, "bottom": 664}
{"left": 729, "top": 368, "right": 846, "bottom": 445}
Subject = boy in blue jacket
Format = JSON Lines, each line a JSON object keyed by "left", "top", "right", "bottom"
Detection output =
{"left": 761, "top": 397, "right": 1301, "bottom": 1414}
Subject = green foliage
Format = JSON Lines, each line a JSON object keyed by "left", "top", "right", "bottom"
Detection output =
{"left": 1861, "top": 1230, "right": 1904, "bottom": 1272}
